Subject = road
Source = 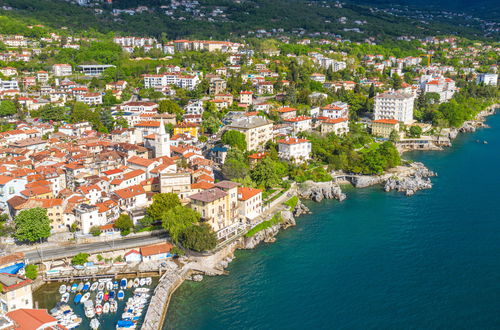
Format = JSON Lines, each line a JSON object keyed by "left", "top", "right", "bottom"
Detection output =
{"left": 25, "top": 233, "right": 168, "bottom": 263}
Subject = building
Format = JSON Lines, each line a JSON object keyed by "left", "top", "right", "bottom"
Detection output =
{"left": 237, "top": 187, "right": 263, "bottom": 225}
{"left": 209, "top": 78, "right": 227, "bottom": 95}
{"left": 140, "top": 242, "right": 173, "bottom": 262}
{"left": 173, "top": 122, "right": 199, "bottom": 139}
{"left": 77, "top": 65, "right": 116, "bottom": 76}
{"left": 284, "top": 116, "right": 312, "bottom": 134}
{"left": 476, "top": 73, "right": 498, "bottom": 86}
{"left": 371, "top": 119, "right": 400, "bottom": 138}
{"left": 420, "top": 75, "right": 456, "bottom": 102}
{"left": 52, "top": 64, "right": 72, "bottom": 77}
{"left": 374, "top": 91, "right": 414, "bottom": 124}
{"left": 321, "top": 102, "right": 349, "bottom": 119}
{"left": 77, "top": 92, "right": 103, "bottom": 105}
{"left": 0, "top": 273, "right": 33, "bottom": 313}
{"left": 277, "top": 137, "right": 312, "bottom": 164}
{"left": 6, "top": 309, "right": 58, "bottom": 330}
{"left": 320, "top": 118, "right": 349, "bottom": 136}
{"left": 154, "top": 119, "right": 171, "bottom": 157}
{"left": 239, "top": 91, "right": 253, "bottom": 105}
{"left": 227, "top": 116, "right": 273, "bottom": 151}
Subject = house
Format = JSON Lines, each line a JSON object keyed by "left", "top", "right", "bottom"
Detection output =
{"left": 238, "top": 187, "right": 263, "bottom": 225}
{"left": 173, "top": 122, "right": 199, "bottom": 139}
{"left": 420, "top": 75, "right": 456, "bottom": 102}
{"left": 77, "top": 92, "right": 103, "bottom": 105}
{"left": 321, "top": 102, "right": 349, "bottom": 119}
{"left": 124, "top": 249, "right": 142, "bottom": 263}
{"left": 257, "top": 81, "right": 274, "bottom": 95}
{"left": 310, "top": 73, "right": 326, "bottom": 83}
{"left": 284, "top": 116, "right": 312, "bottom": 133}
{"left": 320, "top": 118, "right": 349, "bottom": 136}
{"left": 239, "top": 91, "right": 253, "bottom": 105}
{"left": 6, "top": 309, "right": 58, "bottom": 330}
{"left": 0, "top": 273, "right": 33, "bottom": 312}
{"left": 374, "top": 91, "right": 414, "bottom": 124}
{"left": 277, "top": 137, "right": 311, "bottom": 164}
{"left": 275, "top": 107, "right": 297, "bottom": 120}
{"left": 476, "top": 73, "right": 498, "bottom": 86}
{"left": 52, "top": 64, "right": 72, "bottom": 77}
{"left": 0, "top": 175, "right": 27, "bottom": 213}
{"left": 140, "top": 242, "right": 173, "bottom": 262}
{"left": 227, "top": 116, "right": 273, "bottom": 151}
{"left": 371, "top": 119, "right": 400, "bottom": 138}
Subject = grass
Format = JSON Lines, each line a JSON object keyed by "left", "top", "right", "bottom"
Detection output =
{"left": 284, "top": 196, "right": 299, "bottom": 210}
{"left": 264, "top": 190, "right": 285, "bottom": 205}
{"left": 245, "top": 213, "right": 283, "bottom": 238}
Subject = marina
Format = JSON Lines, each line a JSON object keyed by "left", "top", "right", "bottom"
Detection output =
{"left": 34, "top": 276, "right": 158, "bottom": 329}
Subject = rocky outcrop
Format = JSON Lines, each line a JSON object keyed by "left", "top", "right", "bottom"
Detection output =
{"left": 293, "top": 200, "right": 310, "bottom": 217}
{"left": 299, "top": 181, "right": 346, "bottom": 202}
{"left": 241, "top": 211, "right": 296, "bottom": 249}
{"left": 348, "top": 175, "right": 387, "bottom": 188}
{"left": 383, "top": 162, "right": 436, "bottom": 196}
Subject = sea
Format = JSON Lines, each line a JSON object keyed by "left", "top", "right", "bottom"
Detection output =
{"left": 165, "top": 112, "right": 500, "bottom": 330}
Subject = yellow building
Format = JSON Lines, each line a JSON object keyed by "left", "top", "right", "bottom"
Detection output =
{"left": 0, "top": 273, "right": 33, "bottom": 312}
{"left": 371, "top": 119, "right": 400, "bottom": 138}
{"left": 173, "top": 122, "right": 200, "bottom": 139}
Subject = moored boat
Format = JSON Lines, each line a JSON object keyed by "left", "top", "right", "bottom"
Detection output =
{"left": 113, "top": 281, "right": 119, "bottom": 290}
{"left": 73, "top": 293, "right": 82, "bottom": 304}
{"left": 109, "top": 290, "right": 116, "bottom": 300}
{"left": 90, "top": 282, "right": 98, "bottom": 291}
{"left": 95, "top": 304, "right": 103, "bottom": 315}
{"left": 90, "top": 318, "right": 100, "bottom": 330}
{"left": 120, "top": 278, "right": 127, "bottom": 289}
{"left": 76, "top": 282, "right": 84, "bottom": 291}
{"left": 80, "top": 292, "right": 91, "bottom": 304}
{"left": 84, "top": 300, "right": 95, "bottom": 318}
{"left": 106, "top": 281, "right": 113, "bottom": 291}
{"left": 70, "top": 283, "right": 78, "bottom": 292}
{"left": 133, "top": 278, "right": 139, "bottom": 288}
{"left": 61, "top": 292, "right": 70, "bottom": 303}
{"left": 145, "top": 277, "right": 152, "bottom": 286}
{"left": 139, "top": 278, "right": 146, "bottom": 286}
{"left": 117, "top": 290, "right": 125, "bottom": 300}
{"left": 96, "top": 291, "right": 104, "bottom": 304}
{"left": 98, "top": 282, "right": 105, "bottom": 291}
{"left": 104, "top": 291, "right": 109, "bottom": 302}
{"left": 82, "top": 282, "right": 90, "bottom": 291}
{"left": 103, "top": 302, "right": 110, "bottom": 314}
{"left": 59, "top": 284, "right": 67, "bottom": 294}
{"left": 116, "top": 320, "right": 136, "bottom": 329}
{"left": 110, "top": 300, "right": 118, "bottom": 313}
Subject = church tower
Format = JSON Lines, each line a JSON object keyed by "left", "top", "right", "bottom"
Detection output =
{"left": 155, "top": 118, "right": 171, "bottom": 157}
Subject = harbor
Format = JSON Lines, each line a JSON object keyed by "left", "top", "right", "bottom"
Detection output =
{"left": 33, "top": 276, "right": 159, "bottom": 329}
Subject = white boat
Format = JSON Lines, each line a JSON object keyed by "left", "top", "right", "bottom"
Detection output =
{"left": 120, "top": 278, "right": 127, "bottom": 289}
{"left": 106, "top": 281, "right": 113, "bottom": 291}
{"left": 84, "top": 300, "right": 95, "bottom": 318}
{"left": 76, "top": 282, "right": 84, "bottom": 291}
{"left": 145, "top": 277, "right": 152, "bottom": 286}
{"left": 133, "top": 278, "right": 140, "bottom": 288}
{"left": 98, "top": 282, "right": 105, "bottom": 291}
{"left": 134, "top": 287, "right": 150, "bottom": 293}
{"left": 90, "top": 282, "right": 98, "bottom": 291}
{"left": 103, "top": 302, "right": 110, "bottom": 314}
{"left": 90, "top": 318, "right": 100, "bottom": 330}
{"left": 127, "top": 280, "right": 134, "bottom": 289}
{"left": 96, "top": 291, "right": 104, "bottom": 304}
{"left": 83, "top": 282, "right": 91, "bottom": 291}
{"left": 110, "top": 300, "right": 118, "bottom": 313}
{"left": 139, "top": 278, "right": 146, "bottom": 286}
{"left": 117, "top": 290, "right": 125, "bottom": 300}
{"left": 80, "top": 292, "right": 91, "bottom": 304}
{"left": 95, "top": 304, "right": 103, "bottom": 315}
{"left": 59, "top": 284, "right": 67, "bottom": 294}
{"left": 61, "top": 292, "right": 70, "bottom": 303}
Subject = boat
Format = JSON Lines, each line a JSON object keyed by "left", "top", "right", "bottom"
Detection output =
{"left": 95, "top": 304, "right": 103, "bottom": 315}
{"left": 109, "top": 290, "right": 116, "bottom": 300}
{"left": 76, "top": 282, "right": 84, "bottom": 292}
{"left": 110, "top": 300, "right": 118, "bottom": 313}
{"left": 80, "top": 292, "right": 91, "bottom": 303}
{"left": 73, "top": 293, "right": 82, "bottom": 304}
{"left": 145, "top": 277, "right": 152, "bottom": 286}
{"left": 116, "top": 320, "right": 136, "bottom": 329}
{"left": 90, "top": 282, "right": 98, "bottom": 291}
{"left": 96, "top": 291, "right": 104, "bottom": 303}
{"left": 133, "top": 278, "right": 140, "bottom": 288}
{"left": 134, "top": 287, "right": 150, "bottom": 293}
{"left": 82, "top": 282, "right": 90, "bottom": 291}
{"left": 139, "top": 278, "right": 146, "bottom": 286}
{"left": 103, "top": 302, "right": 110, "bottom": 314}
{"left": 120, "top": 278, "right": 127, "bottom": 289}
{"left": 104, "top": 291, "right": 109, "bottom": 302}
{"left": 61, "top": 292, "right": 70, "bottom": 303}
{"left": 59, "top": 284, "right": 67, "bottom": 294}
{"left": 70, "top": 283, "right": 78, "bottom": 292}
{"left": 113, "top": 281, "right": 119, "bottom": 290}
{"left": 90, "top": 318, "right": 100, "bottom": 330}
{"left": 106, "top": 281, "right": 113, "bottom": 291}
{"left": 117, "top": 290, "right": 125, "bottom": 300}
{"left": 98, "top": 282, "right": 105, "bottom": 291}
{"left": 84, "top": 300, "right": 95, "bottom": 318}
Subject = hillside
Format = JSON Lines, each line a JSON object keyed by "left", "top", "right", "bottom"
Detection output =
{"left": 0, "top": 0, "right": 498, "bottom": 40}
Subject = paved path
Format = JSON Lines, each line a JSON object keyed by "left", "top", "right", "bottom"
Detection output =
{"left": 25, "top": 234, "right": 168, "bottom": 263}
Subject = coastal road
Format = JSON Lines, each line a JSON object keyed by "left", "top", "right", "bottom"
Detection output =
{"left": 25, "top": 233, "right": 169, "bottom": 263}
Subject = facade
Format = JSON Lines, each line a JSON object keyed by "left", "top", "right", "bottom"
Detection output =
{"left": 374, "top": 91, "right": 415, "bottom": 124}
{"left": 320, "top": 118, "right": 349, "bottom": 136}
{"left": 284, "top": 116, "right": 312, "bottom": 134}
{"left": 239, "top": 91, "right": 253, "bottom": 105}
{"left": 371, "top": 119, "right": 400, "bottom": 138}
{"left": 227, "top": 116, "right": 273, "bottom": 151}
{"left": 140, "top": 243, "right": 173, "bottom": 262}
{"left": 237, "top": 187, "right": 263, "bottom": 225}
{"left": 0, "top": 273, "right": 33, "bottom": 313}
{"left": 277, "top": 137, "right": 312, "bottom": 164}
{"left": 476, "top": 73, "right": 498, "bottom": 86}
{"left": 321, "top": 101, "right": 349, "bottom": 119}
{"left": 52, "top": 64, "right": 72, "bottom": 77}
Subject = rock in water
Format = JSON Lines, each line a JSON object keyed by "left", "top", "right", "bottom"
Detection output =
{"left": 299, "top": 181, "right": 346, "bottom": 202}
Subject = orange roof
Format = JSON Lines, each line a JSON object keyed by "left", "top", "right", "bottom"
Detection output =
{"left": 277, "top": 137, "right": 310, "bottom": 145}
{"left": 284, "top": 116, "right": 311, "bottom": 122}
{"left": 114, "top": 185, "right": 146, "bottom": 199}
{"left": 238, "top": 187, "right": 262, "bottom": 201}
{"left": 248, "top": 152, "right": 267, "bottom": 160}
{"left": 128, "top": 156, "right": 155, "bottom": 167}
{"left": 140, "top": 242, "right": 173, "bottom": 257}
{"left": 191, "top": 181, "right": 215, "bottom": 190}
{"left": 323, "top": 118, "right": 348, "bottom": 124}
{"left": 373, "top": 119, "right": 399, "bottom": 125}
{"left": 0, "top": 174, "right": 14, "bottom": 184}
{"left": 135, "top": 121, "right": 160, "bottom": 128}
{"left": 277, "top": 107, "right": 297, "bottom": 113}
{"left": 6, "top": 309, "right": 56, "bottom": 330}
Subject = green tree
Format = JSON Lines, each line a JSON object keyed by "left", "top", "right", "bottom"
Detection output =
{"left": 180, "top": 223, "right": 217, "bottom": 252}
{"left": 114, "top": 214, "right": 133, "bottom": 235}
{"left": 221, "top": 130, "right": 247, "bottom": 151}
{"left": 24, "top": 264, "right": 38, "bottom": 280}
{"left": 162, "top": 205, "right": 200, "bottom": 242}
{"left": 250, "top": 157, "right": 283, "bottom": 188}
{"left": 389, "top": 129, "right": 400, "bottom": 142}
{"left": 89, "top": 226, "right": 102, "bottom": 237}
{"left": 14, "top": 208, "right": 51, "bottom": 243}
{"left": 0, "top": 101, "right": 17, "bottom": 117}
{"left": 408, "top": 125, "right": 423, "bottom": 138}
{"left": 146, "top": 193, "right": 181, "bottom": 222}
{"left": 158, "top": 100, "right": 184, "bottom": 117}
{"left": 71, "top": 253, "right": 89, "bottom": 265}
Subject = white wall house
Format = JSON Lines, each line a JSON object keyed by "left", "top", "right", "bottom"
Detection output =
{"left": 374, "top": 91, "right": 415, "bottom": 124}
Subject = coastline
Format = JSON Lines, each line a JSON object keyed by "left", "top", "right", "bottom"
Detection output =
{"left": 156, "top": 105, "right": 498, "bottom": 328}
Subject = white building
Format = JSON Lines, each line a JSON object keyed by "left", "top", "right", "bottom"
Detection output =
{"left": 374, "top": 91, "right": 415, "bottom": 124}
{"left": 321, "top": 101, "right": 349, "bottom": 119}
{"left": 284, "top": 116, "right": 312, "bottom": 134}
{"left": 420, "top": 75, "right": 456, "bottom": 102}
{"left": 476, "top": 73, "right": 498, "bottom": 86}
{"left": 52, "top": 64, "right": 72, "bottom": 77}
{"left": 277, "top": 137, "right": 312, "bottom": 164}
{"left": 237, "top": 187, "right": 263, "bottom": 225}
{"left": 143, "top": 73, "right": 200, "bottom": 90}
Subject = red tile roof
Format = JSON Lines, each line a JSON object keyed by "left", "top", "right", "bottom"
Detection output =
{"left": 238, "top": 187, "right": 262, "bottom": 201}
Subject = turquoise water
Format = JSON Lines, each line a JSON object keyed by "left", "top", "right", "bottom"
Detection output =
{"left": 165, "top": 113, "right": 500, "bottom": 330}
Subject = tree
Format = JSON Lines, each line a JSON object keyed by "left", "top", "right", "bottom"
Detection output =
{"left": 71, "top": 253, "right": 89, "bottom": 265}
{"left": 389, "top": 129, "right": 400, "bottom": 142}
{"left": 222, "top": 158, "right": 250, "bottom": 180}
{"left": 70, "top": 102, "right": 98, "bottom": 124}
{"left": 158, "top": 100, "right": 184, "bottom": 117}
{"left": 250, "top": 157, "right": 283, "bottom": 188}
{"left": 14, "top": 208, "right": 51, "bottom": 243}
{"left": 408, "top": 125, "right": 423, "bottom": 138}
{"left": 162, "top": 205, "right": 200, "bottom": 242}
{"left": 180, "top": 223, "right": 217, "bottom": 252}
{"left": 221, "top": 130, "right": 247, "bottom": 151}
{"left": 114, "top": 214, "right": 133, "bottom": 235}
{"left": 147, "top": 193, "right": 181, "bottom": 222}
{"left": 89, "top": 226, "right": 102, "bottom": 237}
{"left": 0, "top": 101, "right": 16, "bottom": 117}
{"left": 24, "top": 264, "right": 38, "bottom": 280}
